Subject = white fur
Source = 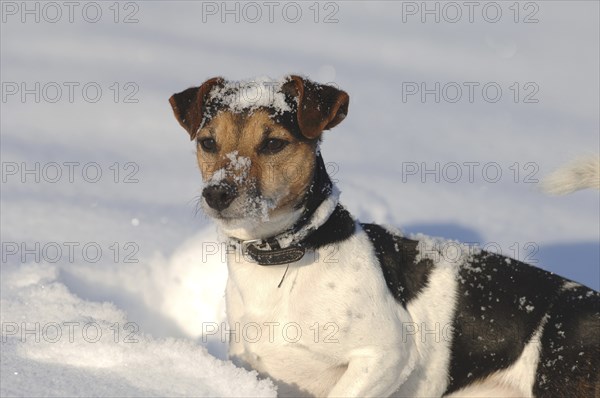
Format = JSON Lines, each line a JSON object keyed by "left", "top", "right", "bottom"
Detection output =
{"left": 226, "top": 228, "right": 417, "bottom": 397}
{"left": 392, "top": 259, "right": 459, "bottom": 397}
{"left": 445, "top": 383, "right": 525, "bottom": 398}
{"left": 488, "top": 317, "right": 546, "bottom": 396}
{"left": 541, "top": 155, "right": 600, "bottom": 194}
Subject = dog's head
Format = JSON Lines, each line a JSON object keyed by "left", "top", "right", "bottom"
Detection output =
{"left": 169, "top": 76, "right": 349, "bottom": 238}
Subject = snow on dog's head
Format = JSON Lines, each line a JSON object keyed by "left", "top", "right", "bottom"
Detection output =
{"left": 206, "top": 76, "right": 292, "bottom": 117}
{"left": 169, "top": 75, "right": 349, "bottom": 239}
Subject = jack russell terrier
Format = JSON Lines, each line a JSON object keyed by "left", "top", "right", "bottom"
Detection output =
{"left": 169, "top": 76, "right": 599, "bottom": 397}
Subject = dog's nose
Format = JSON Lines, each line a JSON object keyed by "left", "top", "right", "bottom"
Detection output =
{"left": 202, "top": 183, "right": 238, "bottom": 211}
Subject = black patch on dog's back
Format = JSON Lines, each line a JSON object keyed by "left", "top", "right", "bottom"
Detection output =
{"left": 361, "top": 224, "right": 434, "bottom": 306}
{"left": 445, "top": 252, "right": 600, "bottom": 396}
{"left": 533, "top": 286, "right": 599, "bottom": 398}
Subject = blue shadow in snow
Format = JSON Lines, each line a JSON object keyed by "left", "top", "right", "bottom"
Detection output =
{"left": 536, "top": 242, "right": 599, "bottom": 291}
{"left": 403, "top": 223, "right": 484, "bottom": 243}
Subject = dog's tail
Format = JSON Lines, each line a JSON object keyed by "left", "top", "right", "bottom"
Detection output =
{"left": 540, "top": 155, "right": 600, "bottom": 195}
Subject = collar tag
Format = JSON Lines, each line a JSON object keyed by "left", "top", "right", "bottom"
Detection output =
{"left": 229, "top": 238, "right": 306, "bottom": 266}
{"left": 246, "top": 243, "right": 306, "bottom": 266}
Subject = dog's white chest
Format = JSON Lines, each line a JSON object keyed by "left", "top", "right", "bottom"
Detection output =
{"left": 225, "top": 233, "right": 410, "bottom": 396}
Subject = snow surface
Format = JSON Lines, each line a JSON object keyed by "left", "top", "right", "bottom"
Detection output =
{"left": 1, "top": 1, "right": 599, "bottom": 397}
{"left": 1, "top": 263, "right": 275, "bottom": 397}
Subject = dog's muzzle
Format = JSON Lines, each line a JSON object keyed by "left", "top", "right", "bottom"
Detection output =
{"left": 202, "top": 182, "right": 238, "bottom": 211}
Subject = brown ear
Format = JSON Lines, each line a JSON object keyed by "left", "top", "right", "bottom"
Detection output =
{"left": 282, "top": 75, "right": 349, "bottom": 139}
{"left": 169, "top": 77, "right": 224, "bottom": 140}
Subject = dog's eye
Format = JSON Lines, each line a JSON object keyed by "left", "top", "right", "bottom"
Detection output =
{"left": 259, "top": 138, "right": 289, "bottom": 155}
{"left": 198, "top": 138, "right": 217, "bottom": 153}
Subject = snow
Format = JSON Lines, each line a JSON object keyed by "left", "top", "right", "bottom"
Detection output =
{"left": 209, "top": 151, "right": 252, "bottom": 185}
{"left": 525, "top": 305, "right": 535, "bottom": 314}
{"left": 1, "top": 2, "right": 599, "bottom": 397}
{"left": 1, "top": 263, "right": 275, "bottom": 398}
{"left": 411, "top": 232, "right": 479, "bottom": 267}
{"left": 208, "top": 76, "right": 292, "bottom": 114}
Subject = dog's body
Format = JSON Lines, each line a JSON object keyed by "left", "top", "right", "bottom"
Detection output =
{"left": 170, "top": 76, "right": 599, "bottom": 397}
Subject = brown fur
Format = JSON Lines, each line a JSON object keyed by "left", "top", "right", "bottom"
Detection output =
{"left": 282, "top": 76, "right": 349, "bottom": 139}
{"left": 169, "top": 77, "right": 224, "bottom": 139}
{"left": 169, "top": 75, "right": 349, "bottom": 225}
{"left": 196, "top": 109, "right": 317, "bottom": 219}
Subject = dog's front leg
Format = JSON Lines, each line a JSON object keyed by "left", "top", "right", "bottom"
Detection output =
{"left": 327, "top": 348, "right": 412, "bottom": 398}
{"left": 225, "top": 278, "right": 247, "bottom": 366}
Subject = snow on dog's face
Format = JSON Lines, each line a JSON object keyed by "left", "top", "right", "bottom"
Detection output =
{"left": 194, "top": 108, "right": 315, "bottom": 226}
{"left": 169, "top": 76, "right": 349, "bottom": 238}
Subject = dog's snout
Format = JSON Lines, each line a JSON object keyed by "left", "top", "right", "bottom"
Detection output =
{"left": 202, "top": 183, "right": 238, "bottom": 211}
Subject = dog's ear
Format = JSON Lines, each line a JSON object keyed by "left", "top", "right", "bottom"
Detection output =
{"left": 282, "top": 75, "right": 349, "bottom": 139}
{"left": 169, "top": 77, "right": 224, "bottom": 140}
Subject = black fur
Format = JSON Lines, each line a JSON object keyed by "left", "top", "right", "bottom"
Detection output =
{"left": 441, "top": 252, "right": 599, "bottom": 396}
{"left": 533, "top": 285, "right": 600, "bottom": 397}
{"left": 291, "top": 153, "right": 356, "bottom": 251}
{"left": 293, "top": 153, "right": 334, "bottom": 228}
{"left": 361, "top": 225, "right": 435, "bottom": 307}
{"left": 445, "top": 253, "right": 557, "bottom": 393}
{"left": 303, "top": 205, "right": 355, "bottom": 250}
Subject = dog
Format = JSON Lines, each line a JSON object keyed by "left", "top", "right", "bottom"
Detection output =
{"left": 169, "top": 76, "right": 599, "bottom": 397}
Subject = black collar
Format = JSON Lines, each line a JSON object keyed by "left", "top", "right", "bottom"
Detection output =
{"left": 228, "top": 203, "right": 356, "bottom": 266}
{"left": 228, "top": 191, "right": 341, "bottom": 266}
{"left": 230, "top": 237, "right": 308, "bottom": 266}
